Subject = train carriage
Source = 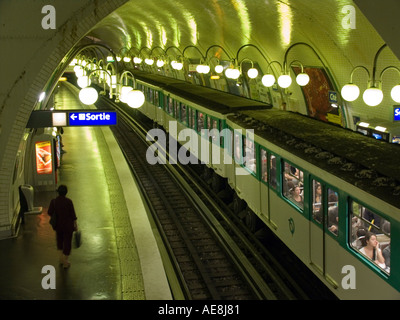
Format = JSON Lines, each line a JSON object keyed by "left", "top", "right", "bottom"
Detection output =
{"left": 227, "top": 110, "right": 400, "bottom": 299}
{"left": 129, "top": 71, "right": 400, "bottom": 299}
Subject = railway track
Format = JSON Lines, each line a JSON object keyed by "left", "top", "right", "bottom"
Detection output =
{"left": 97, "top": 96, "right": 337, "bottom": 300}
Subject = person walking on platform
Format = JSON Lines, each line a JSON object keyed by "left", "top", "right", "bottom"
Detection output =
{"left": 48, "top": 185, "right": 78, "bottom": 269}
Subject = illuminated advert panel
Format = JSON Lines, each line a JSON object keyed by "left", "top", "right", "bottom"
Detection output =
{"left": 35, "top": 141, "right": 52, "bottom": 174}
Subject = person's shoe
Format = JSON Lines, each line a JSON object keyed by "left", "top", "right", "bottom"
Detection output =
{"left": 63, "top": 261, "right": 71, "bottom": 269}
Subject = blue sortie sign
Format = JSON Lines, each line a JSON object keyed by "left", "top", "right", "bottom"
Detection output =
{"left": 68, "top": 111, "right": 117, "bottom": 126}
{"left": 394, "top": 107, "right": 400, "bottom": 121}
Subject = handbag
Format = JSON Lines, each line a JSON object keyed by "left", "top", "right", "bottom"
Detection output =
{"left": 74, "top": 230, "right": 82, "bottom": 248}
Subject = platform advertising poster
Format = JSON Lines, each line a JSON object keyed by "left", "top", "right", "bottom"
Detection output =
{"left": 35, "top": 141, "right": 52, "bottom": 174}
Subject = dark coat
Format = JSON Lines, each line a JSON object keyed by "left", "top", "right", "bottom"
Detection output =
{"left": 48, "top": 196, "right": 77, "bottom": 233}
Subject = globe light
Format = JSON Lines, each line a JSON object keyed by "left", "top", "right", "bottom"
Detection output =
{"left": 171, "top": 61, "right": 183, "bottom": 70}
{"left": 156, "top": 59, "right": 165, "bottom": 68}
{"left": 79, "top": 87, "right": 98, "bottom": 105}
{"left": 214, "top": 65, "right": 224, "bottom": 73}
{"left": 123, "top": 57, "right": 131, "bottom": 63}
{"left": 261, "top": 74, "right": 276, "bottom": 87}
{"left": 247, "top": 68, "right": 258, "bottom": 79}
{"left": 278, "top": 74, "right": 292, "bottom": 88}
{"left": 133, "top": 57, "right": 142, "bottom": 64}
{"left": 391, "top": 85, "right": 400, "bottom": 103}
{"left": 296, "top": 73, "right": 310, "bottom": 86}
{"left": 202, "top": 65, "right": 210, "bottom": 74}
{"left": 363, "top": 87, "right": 383, "bottom": 106}
{"left": 120, "top": 86, "right": 133, "bottom": 103}
{"left": 77, "top": 76, "right": 91, "bottom": 88}
{"left": 74, "top": 66, "right": 85, "bottom": 78}
{"left": 145, "top": 58, "right": 154, "bottom": 65}
{"left": 126, "top": 90, "right": 145, "bottom": 108}
{"left": 225, "top": 68, "right": 240, "bottom": 79}
{"left": 341, "top": 84, "right": 360, "bottom": 102}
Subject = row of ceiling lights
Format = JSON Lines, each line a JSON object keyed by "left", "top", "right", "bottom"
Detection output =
{"left": 69, "top": 42, "right": 400, "bottom": 109}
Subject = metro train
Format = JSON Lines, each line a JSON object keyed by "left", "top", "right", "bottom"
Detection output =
{"left": 121, "top": 70, "right": 399, "bottom": 300}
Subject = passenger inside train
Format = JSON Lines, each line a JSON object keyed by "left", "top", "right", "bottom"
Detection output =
{"left": 350, "top": 201, "right": 391, "bottom": 273}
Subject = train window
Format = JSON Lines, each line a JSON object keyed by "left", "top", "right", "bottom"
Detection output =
{"left": 167, "top": 97, "right": 173, "bottom": 115}
{"left": 327, "top": 188, "right": 339, "bottom": 236}
{"left": 181, "top": 104, "right": 187, "bottom": 125}
{"left": 243, "top": 133, "right": 256, "bottom": 174}
{"left": 283, "top": 162, "right": 303, "bottom": 210}
{"left": 154, "top": 91, "right": 160, "bottom": 108}
{"left": 234, "top": 131, "right": 242, "bottom": 163}
{"left": 312, "top": 180, "right": 322, "bottom": 224}
{"left": 261, "top": 149, "right": 268, "bottom": 183}
{"left": 189, "top": 108, "right": 196, "bottom": 130}
{"left": 269, "top": 155, "right": 277, "bottom": 189}
{"left": 197, "top": 111, "right": 204, "bottom": 133}
{"left": 349, "top": 200, "right": 391, "bottom": 274}
{"left": 174, "top": 100, "right": 180, "bottom": 120}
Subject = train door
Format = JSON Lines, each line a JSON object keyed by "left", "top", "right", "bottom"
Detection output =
{"left": 310, "top": 178, "right": 324, "bottom": 273}
{"left": 309, "top": 178, "right": 340, "bottom": 284}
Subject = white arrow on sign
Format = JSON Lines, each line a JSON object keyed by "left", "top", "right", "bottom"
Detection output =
{"left": 70, "top": 113, "right": 77, "bottom": 121}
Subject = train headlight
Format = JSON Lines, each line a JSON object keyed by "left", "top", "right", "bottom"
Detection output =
{"left": 341, "top": 84, "right": 360, "bottom": 102}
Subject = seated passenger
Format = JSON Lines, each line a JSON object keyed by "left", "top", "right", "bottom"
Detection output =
{"left": 327, "top": 206, "right": 339, "bottom": 235}
{"left": 359, "top": 232, "right": 386, "bottom": 269}
{"left": 289, "top": 185, "right": 303, "bottom": 210}
{"left": 351, "top": 228, "right": 367, "bottom": 250}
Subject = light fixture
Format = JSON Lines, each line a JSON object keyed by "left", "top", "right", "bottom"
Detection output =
{"left": 262, "top": 74, "right": 276, "bottom": 87}
{"left": 145, "top": 58, "right": 154, "bottom": 65}
{"left": 225, "top": 66, "right": 241, "bottom": 79}
{"left": 77, "top": 75, "right": 91, "bottom": 88}
{"left": 79, "top": 87, "right": 98, "bottom": 105}
{"left": 278, "top": 74, "right": 292, "bottom": 88}
{"left": 391, "top": 85, "right": 400, "bottom": 103}
{"left": 156, "top": 59, "right": 165, "bottom": 68}
{"left": 363, "top": 86, "right": 383, "bottom": 107}
{"left": 296, "top": 72, "right": 310, "bottom": 86}
{"left": 341, "top": 83, "right": 361, "bottom": 102}
{"left": 171, "top": 60, "right": 183, "bottom": 70}
{"left": 247, "top": 67, "right": 258, "bottom": 79}
{"left": 118, "top": 70, "right": 145, "bottom": 108}
{"left": 358, "top": 122, "right": 370, "bottom": 127}
{"left": 126, "top": 90, "right": 145, "bottom": 108}
{"left": 341, "top": 44, "right": 400, "bottom": 106}
{"left": 214, "top": 65, "right": 224, "bottom": 73}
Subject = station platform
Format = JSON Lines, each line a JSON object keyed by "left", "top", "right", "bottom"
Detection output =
{"left": 0, "top": 83, "right": 172, "bottom": 300}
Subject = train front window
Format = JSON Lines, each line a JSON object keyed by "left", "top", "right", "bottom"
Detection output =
{"left": 283, "top": 162, "right": 303, "bottom": 210}
{"left": 349, "top": 200, "right": 391, "bottom": 274}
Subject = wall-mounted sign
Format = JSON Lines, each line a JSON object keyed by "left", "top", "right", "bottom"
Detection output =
{"left": 35, "top": 141, "right": 52, "bottom": 174}
{"left": 394, "top": 106, "right": 400, "bottom": 121}
{"left": 68, "top": 111, "right": 117, "bottom": 126}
